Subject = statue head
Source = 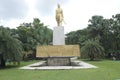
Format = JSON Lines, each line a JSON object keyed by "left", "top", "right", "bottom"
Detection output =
{"left": 57, "top": 4, "right": 60, "bottom": 8}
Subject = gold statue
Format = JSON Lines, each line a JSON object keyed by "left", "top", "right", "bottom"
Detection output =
{"left": 55, "top": 4, "right": 64, "bottom": 26}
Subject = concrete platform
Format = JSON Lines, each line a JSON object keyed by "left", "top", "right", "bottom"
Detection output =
{"left": 20, "top": 60, "right": 98, "bottom": 70}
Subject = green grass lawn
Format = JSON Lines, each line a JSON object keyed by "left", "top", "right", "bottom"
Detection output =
{"left": 0, "top": 60, "right": 120, "bottom": 80}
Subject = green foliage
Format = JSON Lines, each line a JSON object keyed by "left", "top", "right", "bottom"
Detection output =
{"left": 0, "top": 18, "right": 53, "bottom": 64}
{"left": 0, "top": 26, "right": 22, "bottom": 65}
{"left": 66, "top": 31, "right": 78, "bottom": 44}
{"left": 17, "top": 18, "right": 53, "bottom": 52}
{"left": 81, "top": 39, "right": 104, "bottom": 60}
{"left": 88, "top": 15, "right": 104, "bottom": 39}
{"left": 66, "top": 13, "right": 120, "bottom": 59}
{"left": 66, "top": 29, "right": 88, "bottom": 46}
{"left": 87, "top": 14, "right": 120, "bottom": 54}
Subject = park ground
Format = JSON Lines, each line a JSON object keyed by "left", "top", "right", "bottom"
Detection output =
{"left": 0, "top": 60, "right": 120, "bottom": 80}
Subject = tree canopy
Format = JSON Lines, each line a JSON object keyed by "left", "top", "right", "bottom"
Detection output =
{"left": 0, "top": 26, "right": 22, "bottom": 67}
{"left": 66, "top": 13, "right": 120, "bottom": 60}
{"left": 0, "top": 18, "right": 53, "bottom": 67}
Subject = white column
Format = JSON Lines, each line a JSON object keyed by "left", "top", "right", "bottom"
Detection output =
{"left": 53, "top": 26, "right": 65, "bottom": 45}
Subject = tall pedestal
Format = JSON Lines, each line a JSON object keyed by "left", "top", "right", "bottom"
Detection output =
{"left": 53, "top": 26, "right": 65, "bottom": 45}
{"left": 51, "top": 26, "right": 70, "bottom": 66}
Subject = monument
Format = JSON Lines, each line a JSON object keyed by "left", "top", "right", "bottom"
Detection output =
{"left": 36, "top": 4, "right": 80, "bottom": 66}
{"left": 53, "top": 4, "right": 65, "bottom": 45}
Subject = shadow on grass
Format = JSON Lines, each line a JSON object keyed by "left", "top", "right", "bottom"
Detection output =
{"left": 0, "top": 65, "right": 20, "bottom": 70}
{"left": 80, "top": 59, "right": 104, "bottom": 62}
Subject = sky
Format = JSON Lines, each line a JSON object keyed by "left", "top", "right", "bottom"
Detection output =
{"left": 0, "top": 0, "right": 120, "bottom": 33}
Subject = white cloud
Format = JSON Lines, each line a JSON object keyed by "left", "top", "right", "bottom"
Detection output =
{"left": 0, "top": 0, "right": 28, "bottom": 19}
{"left": 0, "top": 0, "right": 120, "bottom": 33}
{"left": 61, "top": 0, "right": 120, "bottom": 33}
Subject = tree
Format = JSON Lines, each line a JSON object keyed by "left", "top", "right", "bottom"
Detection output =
{"left": 88, "top": 15, "right": 104, "bottom": 39}
{"left": 66, "top": 31, "right": 78, "bottom": 44}
{"left": 16, "top": 18, "right": 53, "bottom": 60}
{"left": 0, "top": 26, "right": 22, "bottom": 67}
{"left": 111, "top": 14, "right": 120, "bottom": 51}
{"left": 100, "top": 14, "right": 120, "bottom": 54}
{"left": 66, "top": 29, "right": 88, "bottom": 45}
{"left": 81, "top": 39, "right": 104, "bottom": 60}
{"left": 87, "top": 15, "right": 114, "bottom": 56}
{"left": 66, "top": 14, "right": 120, "bottom": 59}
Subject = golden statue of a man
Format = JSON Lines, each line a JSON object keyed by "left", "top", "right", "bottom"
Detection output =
{"left": 55, "top": 4, "right": 64, "bottom": 26}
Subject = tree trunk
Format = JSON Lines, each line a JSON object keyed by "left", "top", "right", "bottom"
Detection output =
{"left": 0, "top": 58, "right": 5, "bottom": 67}
{"left": 0, "top": 53, "right": 6, "bottom": 68}
{"left": 90, "top": 54, "right": 94, "bottom": 61}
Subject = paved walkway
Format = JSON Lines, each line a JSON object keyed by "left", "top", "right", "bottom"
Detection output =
{"left": 20, "top": 60, "right": 98, "bottom": 70}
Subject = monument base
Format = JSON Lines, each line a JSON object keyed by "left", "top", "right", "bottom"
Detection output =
{"left": 53, "top": 26, "right": 65, "bottom": 45}
{"left": 47, "top": 57, "right": 71, "bottom": 66}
